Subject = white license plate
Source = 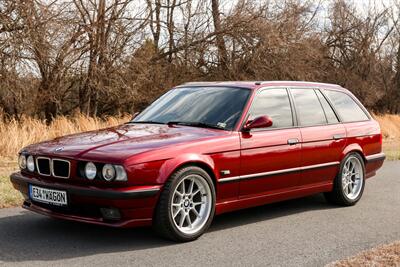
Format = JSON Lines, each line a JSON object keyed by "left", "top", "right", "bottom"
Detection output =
{"left": 29, "top": 185, "right": 68, "bottom": 206}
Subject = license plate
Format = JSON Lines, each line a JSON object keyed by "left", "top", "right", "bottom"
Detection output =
{"left": 29, "top": 185, "right": 68, "bottom": 206}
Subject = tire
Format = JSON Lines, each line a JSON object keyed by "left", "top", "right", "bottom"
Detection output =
{"left": 153, "top": 166, "right": 216, "bottom": 242}
{"left": 324, "top": 152, "right": 366, "bottom": 206}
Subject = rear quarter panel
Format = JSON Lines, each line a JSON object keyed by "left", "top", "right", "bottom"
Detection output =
{"left": 342, "top": 120, "right": 382, "bottom": 157}
{"left": 342, "top": 120, "right": 383, "bottom": 177}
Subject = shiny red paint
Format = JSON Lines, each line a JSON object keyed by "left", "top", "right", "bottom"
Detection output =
{"left": 10, "top": 81, "right": 385, "bottom": 228}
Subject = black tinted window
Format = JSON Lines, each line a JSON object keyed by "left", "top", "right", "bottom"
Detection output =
{"left": 316, "top": 90, "right": 339, "bottom": 124}
{"left": 291, "top": 89, "right": 327, "bottom": 126}
{"left": 249, "top": 89, "right": 293, "bottom": 128}
{"left": 133, "top": 87, "right": 250, "bottom": 130}
{"left": 324, "top": 90, "right": 369, "bottom": 122}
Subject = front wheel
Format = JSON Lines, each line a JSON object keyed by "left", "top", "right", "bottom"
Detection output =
{"left": 153, "top": 166, "right": 216, "bottom": 242}
{"left": 324, "top": 153, "right": 365, "bottom": 206}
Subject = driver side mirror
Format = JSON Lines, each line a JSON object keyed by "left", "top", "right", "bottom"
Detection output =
{"left": 243, "top": 115, "right": 273, "bottom": 131}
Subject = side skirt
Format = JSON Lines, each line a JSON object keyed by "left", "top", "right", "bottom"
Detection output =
{"left": 215, "top": 182, "right": 333, "bottom": 215}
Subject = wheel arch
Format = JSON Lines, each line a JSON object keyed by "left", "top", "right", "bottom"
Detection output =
{"left": 158, "top": 154, "right": 218, "bottom": 188}
{"left": 175, "top": 161, "right": 217, "bottom": 188}
{"left": 341, "top": 143, "right": 367, "bottom": 163}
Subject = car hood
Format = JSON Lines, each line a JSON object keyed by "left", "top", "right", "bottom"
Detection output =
{"left": 22, "top": 123, "right": 228, "bottom": 162}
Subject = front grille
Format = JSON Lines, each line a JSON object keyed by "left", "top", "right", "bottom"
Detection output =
{"left": 52, "top": 159, "right": 70, "bottom": 178}
{"left": 36, "top": 157, "right": 51, "bottom": 176}
{"left": 35, "top": 157, "right": 70, "bottom": 178}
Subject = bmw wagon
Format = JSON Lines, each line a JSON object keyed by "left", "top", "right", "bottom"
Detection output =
{"left": 11, "top": 81, "right": 385, "bottom": 242}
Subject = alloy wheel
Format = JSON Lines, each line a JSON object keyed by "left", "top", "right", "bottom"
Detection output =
{"left": 170, "top": 174, "right": 212, "bottom": 235}
{"left": 342, "top": 156, "right": 364, "bottom": 200}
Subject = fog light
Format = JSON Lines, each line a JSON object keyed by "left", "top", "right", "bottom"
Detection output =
{"left": 100, "top": 208, "right": 121, "bottom": 220}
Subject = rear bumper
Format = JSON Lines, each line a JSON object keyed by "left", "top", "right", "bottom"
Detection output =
{"left": 365, "top": 152, "right": 386, "bottom": 163}
{"left": 365, "top": 152, "right": 386, "bottom": 178}
{"left": 10, "top": 172, "right": 161, "bottom": 227}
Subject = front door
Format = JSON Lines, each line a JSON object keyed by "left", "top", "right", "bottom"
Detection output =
{"left": 239, "top": 88, "right": 302, "bottom": 198}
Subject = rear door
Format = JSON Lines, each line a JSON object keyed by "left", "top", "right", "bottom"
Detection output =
{"left": 239, "top": 88, "right": 302, "bottom": 198}
{"left": 290, "top": 88, "right": 346, "bottom": 186}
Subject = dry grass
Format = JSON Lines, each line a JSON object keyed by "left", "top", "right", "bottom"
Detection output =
{"left": 374, "top": 114, "right": 400, "bottom": 160}
{"left": 0, "top": 162, "right": 21, "bottom": 208}
{"left": 328, "top": 241, "right": 400, "bottom": 267}
{"left": 0, "top": 114, "right": 130, "bottom": 161}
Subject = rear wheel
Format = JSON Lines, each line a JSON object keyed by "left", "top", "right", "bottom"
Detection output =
{"left": 153, "top": 166, "right": 215, "bottom": 242}
{"left": 324, "top": 153, "right": 365, "bottom": 206}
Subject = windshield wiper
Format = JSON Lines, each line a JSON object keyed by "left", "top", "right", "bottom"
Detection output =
{"left": 127, "top": 121, "right": 166, "bottom": 125}
{"left": 167, "top": 121, "right": 225, "bottom": 130}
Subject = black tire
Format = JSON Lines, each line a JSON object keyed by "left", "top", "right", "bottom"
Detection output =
{"left": 153, "top": 166, "right": 216, "bottom": 242}
{"left": 324, "top": 152, "right": 366, "bottom": 206}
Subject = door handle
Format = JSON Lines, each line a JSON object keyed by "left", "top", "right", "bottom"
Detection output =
{"left": 287, "top": 138, "right": 299, "bottom": 145}
{"left": 333, "top": 134, "right": 345, "bottom": 140}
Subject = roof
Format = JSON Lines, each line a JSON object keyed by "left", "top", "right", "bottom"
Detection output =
{"left": 178, "top": 81, "right": 343, "bottom": 90}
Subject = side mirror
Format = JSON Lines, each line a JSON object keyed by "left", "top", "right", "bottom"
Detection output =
{"left": 243, "top": 115, "right": 273, "bottom": 131}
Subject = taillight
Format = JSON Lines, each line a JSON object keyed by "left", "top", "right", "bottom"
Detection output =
{"left": 379, "top": 133, "right": 383, "bottom": 145}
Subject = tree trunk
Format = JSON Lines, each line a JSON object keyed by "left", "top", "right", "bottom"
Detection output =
{"left": 211, "top": 0, "right": 228, "bottom": 72}
{"left": 394, "top": 41, "right": 400, "bottom": 113}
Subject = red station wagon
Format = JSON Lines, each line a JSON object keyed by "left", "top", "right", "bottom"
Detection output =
{"left": 11, "top": 81, "right": 385, "bottom": 242}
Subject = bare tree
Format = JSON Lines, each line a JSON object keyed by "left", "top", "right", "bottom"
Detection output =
{"left": 211, "top": 0, "right": 228, "bottom": 72}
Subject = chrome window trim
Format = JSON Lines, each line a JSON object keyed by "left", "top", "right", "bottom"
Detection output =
{"left": 219, "top": 161, "right": 340, "bottom": 183}
{"left": 51, "top": 158, "right": 71, "bottom": 179}
{"left": 35, "top": 157, "right": 51, "bottom": 176}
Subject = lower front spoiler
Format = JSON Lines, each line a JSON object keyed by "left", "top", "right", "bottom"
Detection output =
{"left": 22, "top": 201, "right": 152, "bottom": 228}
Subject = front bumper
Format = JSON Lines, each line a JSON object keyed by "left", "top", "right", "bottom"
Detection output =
{"left": 10, "top": 172, "right": 161, "bottom": 227}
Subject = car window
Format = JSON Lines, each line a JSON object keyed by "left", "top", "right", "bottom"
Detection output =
{"left": 324, "top": 90, "right": 369, "bottom": 122}
{"left": 291, "top": 89, "right": 327, "bottom": 127}
{"left": 315, "top": 90, "right": 339, "bottom": 124}
{"left": 249, "top": 89, "right": 293, "bottom": 128}
{"left": 133, "top": 87, "right": 251, "bottom": 130}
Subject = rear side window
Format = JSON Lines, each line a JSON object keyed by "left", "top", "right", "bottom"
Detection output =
{"left": 291, "top": 89, "right": 327, "bottom": 126}
{"left": 315, "top": 90, "right": 339, "bottom": 124}
{"left": 324, "top": 90, "right": 369, "bottom": 122}
{"left": 249, "top": 89, "right": 293, "bottom": 128}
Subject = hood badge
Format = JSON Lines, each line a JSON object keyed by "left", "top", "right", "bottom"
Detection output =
{"left": 55, "top": 147, "right": 64, "bottom": 152}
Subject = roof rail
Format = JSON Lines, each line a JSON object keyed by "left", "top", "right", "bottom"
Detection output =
{"left": 258, "top": 81, "right": 340, "bottom": 87}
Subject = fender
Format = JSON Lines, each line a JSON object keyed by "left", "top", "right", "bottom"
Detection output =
{"left": 341, "top": 143, "right": 365, "bottom": 161}
{"left": 156, "top": 153, "right": 216, "bottom": 184}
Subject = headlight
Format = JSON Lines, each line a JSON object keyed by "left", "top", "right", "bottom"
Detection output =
{"left": 85, "top": 162, "right": 97, "bottom": 180}
{"left": 18, "top": 155, "right": 27, "bottom": 169}
{"left": 114, "top": 165, "right": 127, "bottom": 181}
{"left": 27, "top": 155, "right": 35, "bottom": 172}
{"left": 102, "top": 164, "right": 116, "bottom": 181}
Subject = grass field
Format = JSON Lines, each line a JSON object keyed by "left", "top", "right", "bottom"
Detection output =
{"left": 0, "top": 113, "right": 399, "bottom": 208}
{"left": 328, "top": 241, "right": 400, "bottom": 266}
{"left": 375, "top": 114, "right": 400, "bottom": 160}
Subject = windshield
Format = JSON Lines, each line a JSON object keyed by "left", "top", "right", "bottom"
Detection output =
{"left": 132, "top": 87, "right": 251, "bottom": 130}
